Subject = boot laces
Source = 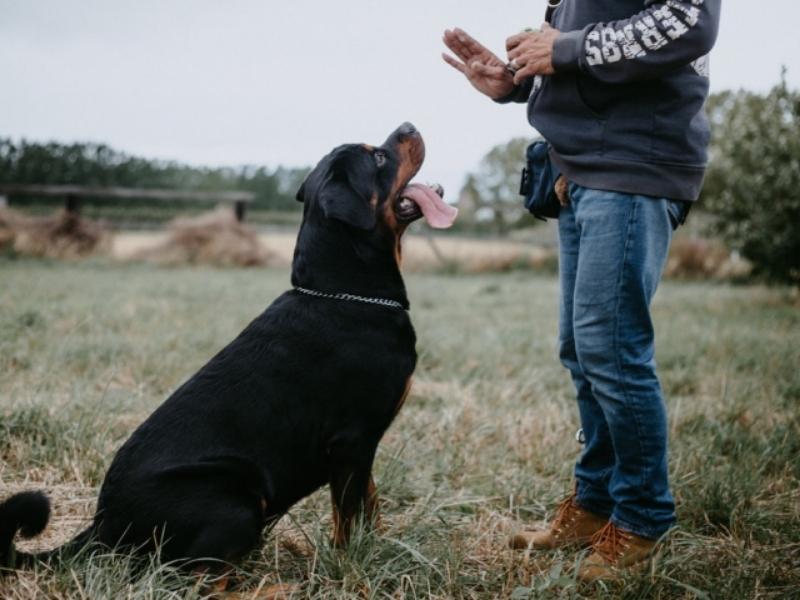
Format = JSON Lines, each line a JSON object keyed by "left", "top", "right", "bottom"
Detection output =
{"left": 551, "top": 494, "right": 582, "bottom": 535}
{"left": 589, "top": 522, "right": 633, "bottom": 563}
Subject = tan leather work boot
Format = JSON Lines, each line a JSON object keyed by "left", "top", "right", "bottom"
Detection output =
{"left": 576, "top": 522, "right": 658, "bottom": 582}
{"left": 509, "top": 494, "right": 608, "bottom": 550}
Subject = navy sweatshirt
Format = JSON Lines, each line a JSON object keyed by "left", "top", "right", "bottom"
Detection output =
{"left": 500, "top": 0, "right": 721, "bottom": 201}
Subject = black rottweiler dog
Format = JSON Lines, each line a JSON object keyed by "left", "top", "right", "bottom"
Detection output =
{"left": 0, "top": 123, "right": 457, "bottom": 577}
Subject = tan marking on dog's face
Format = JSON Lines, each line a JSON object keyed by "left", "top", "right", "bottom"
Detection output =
{"left": 387, "top": 136, "right": 425, "bottom": 201}
{"left": 379, "top": 134, "right": 425, "bottom": 248}
{"left": 370, "top": 126, "right": 426, "bottom": 263}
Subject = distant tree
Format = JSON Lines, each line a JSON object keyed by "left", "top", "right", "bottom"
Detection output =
{"left": 701, "top": 73, "right": 800, "bottom": 284}
{"left": 457, "top": 137, "right": 533, "bottom": 233}
{"left": 455, "top": 173, "right": 480, "bottom": 225}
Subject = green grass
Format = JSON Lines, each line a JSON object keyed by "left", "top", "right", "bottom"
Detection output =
{"left": 1, "top": 259, "right": 798, "bottom": 598}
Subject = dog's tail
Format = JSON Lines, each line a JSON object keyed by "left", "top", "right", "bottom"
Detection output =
{"left": 0, "top": 491, "right": 93, "bottom": 572}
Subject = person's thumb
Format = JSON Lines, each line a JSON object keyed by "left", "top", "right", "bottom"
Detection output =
{"left": 471, "top": 62, "right": 498, "bottom": 77}
{"left": 470, "top": 61, "right": 484, "bottom": 72}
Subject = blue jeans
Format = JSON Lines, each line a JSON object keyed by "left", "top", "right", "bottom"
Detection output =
{"left": 558, "top": 183, "right": 676, "bottom": 540}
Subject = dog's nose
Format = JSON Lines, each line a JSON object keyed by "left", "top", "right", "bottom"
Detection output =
{"left": 383, "top": 122, "right": 424, "bottom": 153}
{"left": 397, "top": 122, "right": 417, "bottom": 136}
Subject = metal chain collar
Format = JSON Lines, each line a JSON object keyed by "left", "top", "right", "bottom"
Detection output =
{"left": 294, "top": 287, "right": 406, "bottom": 310}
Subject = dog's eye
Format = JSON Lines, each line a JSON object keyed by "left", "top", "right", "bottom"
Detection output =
{"left": 374, "top": 151, "right": 387, "bottom": 167}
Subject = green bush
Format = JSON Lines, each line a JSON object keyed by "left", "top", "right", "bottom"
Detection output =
{"left": 702, "top": 73, "right": 800, "bottom": 284}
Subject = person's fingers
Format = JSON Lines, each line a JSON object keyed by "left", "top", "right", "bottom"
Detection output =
{"left": 541, "top": 22, "right": 553, "bottom": 31}
{"left": 471, "top": 62, "right": 507, "bottom": 80}
{"left": 512, "top": 60, "right": 552, "bottom": 84}
{"left": 508, "top": 44, "right": 537, "bottom": 62}
{"left": 513, "top": 63, "right": 540, "bottom": 85}
{"left": 453, "top": 28, "right": 493, "bottom": 58}
{"left": 508, "top": 37, "right": 537, "bottom": 61}
{"left": 444, "top": 30, "right": 475, "bottom": 63}
{"left": 506, "top": 53, "right": 527, "bottom": 72}
{"left": 506, "top": 33, "right": 526, "bottom": 51}
{"left": 442, "top": 30, "right": 460, "bottom": 53}
{"left": 442, "top": 53, "right": 467, "bottom": 74}
{"left": 443, "top": 30, "right": 463, "bottom": 53}
{"left": 452, "top": 27, "right": 481, "bottom": 46}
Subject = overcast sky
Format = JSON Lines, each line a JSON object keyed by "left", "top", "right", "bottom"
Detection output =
{"left": 2, "top": 0, "right": 799, "bottom": 199}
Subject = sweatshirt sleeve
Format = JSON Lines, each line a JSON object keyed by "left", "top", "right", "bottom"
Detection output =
{"left": 493, "top": 77, "right": 535, "bottom": 104}
{"left": 552, "top": 0, "right": 720, "bottom": 83}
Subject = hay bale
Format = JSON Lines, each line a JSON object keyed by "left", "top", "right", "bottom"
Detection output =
{"left": 0, "top": 207, "right": 18, "bottom": 251}
{"left": 135, "top": 208, "right": 272, "bottom": 267}
{"left": 0, "top": 207, "right": 111, "bottom": 258}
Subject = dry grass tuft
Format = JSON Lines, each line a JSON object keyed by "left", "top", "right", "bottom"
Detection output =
{"left": 134, "top": 208, "right": 273, "bottom": 267}
{"left": 665, "top": 237, "right": 751, "bottom": 280}
{"left": 0, "top": 209, "right": 16, "bottom": 250}
{"left": 0, "top": 208, "right": 111, "bottom": 259}
{"left": 402, "top": 237, "right": 557, "bottom": 275}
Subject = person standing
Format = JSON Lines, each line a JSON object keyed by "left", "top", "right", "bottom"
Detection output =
{"left": 442, "top": 0, "right": 721, "bottom": 582}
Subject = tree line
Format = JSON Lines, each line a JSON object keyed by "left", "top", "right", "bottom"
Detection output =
{"left": 0, "top": 139, "right": 308, "bottom": 213}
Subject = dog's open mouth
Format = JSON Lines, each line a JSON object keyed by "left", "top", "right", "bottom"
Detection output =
{"left": 395, "top": 183, "right": 458, "bottom": 229}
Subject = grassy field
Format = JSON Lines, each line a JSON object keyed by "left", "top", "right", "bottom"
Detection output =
{"left": 1, "top": 259, "right": 798, "bottom": 599}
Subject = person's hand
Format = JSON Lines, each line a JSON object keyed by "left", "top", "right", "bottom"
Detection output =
{"left": 442, "top": 28, "right": 515, "bottom": 100}
{"left": 506, "top": 23, "right": 560, "bottom": 85}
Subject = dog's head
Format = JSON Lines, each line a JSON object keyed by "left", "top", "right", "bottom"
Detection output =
{"left": 295, "top": 123, "right": 457, "bottom": 240}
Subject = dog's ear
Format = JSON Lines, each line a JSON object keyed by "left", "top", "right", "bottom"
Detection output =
{"left": 318, "top": 156, "right": 376, "bottom": 230}
{"left": 295, "top": 179, "right": 307, "bottom": 203}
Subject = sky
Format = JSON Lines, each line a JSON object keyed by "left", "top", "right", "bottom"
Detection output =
{"left": 1, "top": 0, "right": 799, "bottom": 200}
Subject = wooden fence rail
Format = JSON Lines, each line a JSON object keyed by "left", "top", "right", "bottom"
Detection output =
{"left": 0, "top": 184, "right": 256, "bottom": 222}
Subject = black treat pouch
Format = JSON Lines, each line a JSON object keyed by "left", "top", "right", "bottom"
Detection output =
{"left": 519, "top": 140, "right": 561, "bottom": 221}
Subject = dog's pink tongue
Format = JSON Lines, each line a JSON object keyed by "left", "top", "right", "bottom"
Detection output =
{"left": 401, "top": 183, "right": 458, "bottom": 229}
